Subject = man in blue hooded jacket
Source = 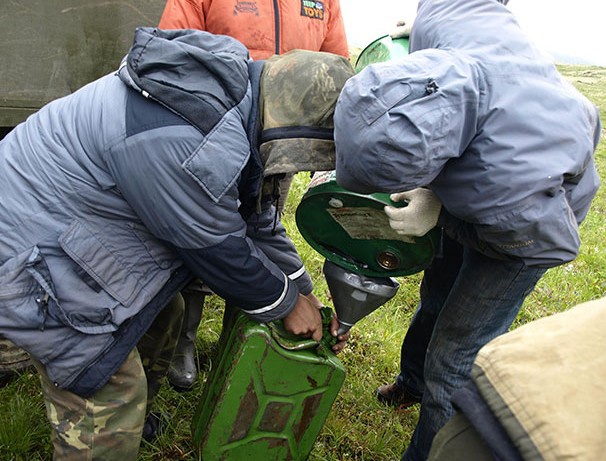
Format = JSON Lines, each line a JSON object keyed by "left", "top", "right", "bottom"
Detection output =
{"left": 333, "top": 0, "right": 601, "bottom": 459}
{"left": 0, "top": 28, "right": 353, "bottom": 459}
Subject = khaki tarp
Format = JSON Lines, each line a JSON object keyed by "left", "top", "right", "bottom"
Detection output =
{"left": 0, "top": 0, "right": 166, "bottom": 127}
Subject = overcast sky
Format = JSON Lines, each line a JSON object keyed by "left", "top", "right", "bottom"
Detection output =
{"left": 341, "top": 0, "right": 605, "bottom": 66}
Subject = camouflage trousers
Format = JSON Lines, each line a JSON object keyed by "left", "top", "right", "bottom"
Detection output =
{"left": 0, "top": 338, "right": 32, "bottom": 387}
{"left": 32, "top": 293, "right": 184, "bottom": 461}
{"left": 0, "top": 338, "right": 32, "bottom": 372}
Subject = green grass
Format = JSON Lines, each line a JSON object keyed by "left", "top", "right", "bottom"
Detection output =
{"left": 0, "top": 65, "right": 604, "bottom": 460}
{"left": 0, "top": 372, "right": 50, "bottom": 460}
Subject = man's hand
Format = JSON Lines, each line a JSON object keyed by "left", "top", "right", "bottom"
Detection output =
{"left": 329, "top": 313, "right": 350, "bottom": 354}
{"left": 283, "top": 294, "right": 323, "bottom": 341}
{"left": 384, "top": 188, "right": 441, "bottom": 237}
{"left": 305, "top": 293, "right": 350, "bottom": 353}
{"left": 304, "top": 292, "right": 324, "bottom": 309}
{"left": 390, "top": 20, "right": 412, "bottom": 39}
{"left": 284, "top": 293, "right": 351, "bottom": 353}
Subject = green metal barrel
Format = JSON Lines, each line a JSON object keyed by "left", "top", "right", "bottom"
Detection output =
{"left": 295, "top": 171, "right": 439, "bottom": 278}
{"left": 354, "top": 34, "right": 410, "bottom": 73}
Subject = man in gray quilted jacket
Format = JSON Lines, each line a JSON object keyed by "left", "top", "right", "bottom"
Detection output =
{"left": 0, "top": 28, "right": 353, "bottom": 459}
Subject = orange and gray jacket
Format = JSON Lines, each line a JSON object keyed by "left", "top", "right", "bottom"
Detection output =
{"left": 0, "top": 28, "right": 351, "bottom": 396}
{"left": 158, "top": 0, "right": 349, "bottom": 60}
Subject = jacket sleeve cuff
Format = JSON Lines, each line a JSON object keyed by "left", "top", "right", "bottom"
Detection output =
{"left": 287, "top": 266, "right": 313, "bottom": 296}
{"left": 242, "top": 275, "right": 300, "bottom": 323}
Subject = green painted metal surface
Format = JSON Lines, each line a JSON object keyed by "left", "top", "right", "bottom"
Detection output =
{"left": 354, "top": 34, "right": 410, "bottom": 73}
{"left": 0, "top": 0, "right": 166, "bottom": 127}
{"left": 192, "top": 307, "right": 345, "bottom": 460}
{"left": 296, "top": 171, "right": 439, "bottom": 277}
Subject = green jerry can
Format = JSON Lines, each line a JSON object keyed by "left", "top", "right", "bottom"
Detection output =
{"left": 192, "top": 307, "right": 344, "bottom": 460}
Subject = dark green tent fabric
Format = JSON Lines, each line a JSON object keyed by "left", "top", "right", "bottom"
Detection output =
{"left": 0, "top": 0, "right": 165, "bottom": 126}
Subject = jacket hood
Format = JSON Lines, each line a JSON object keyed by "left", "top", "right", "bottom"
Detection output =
{"left": 334, "top": 48, "right": 480, "bottom": 194}
{"left": 119, "top": 27, "right": 250, "bottom": 134}
{"left": 258, "top": 50, "right": 354, "bottom": 176}
{"left": 411, "top": 0, "right": 541, "bottom": 62}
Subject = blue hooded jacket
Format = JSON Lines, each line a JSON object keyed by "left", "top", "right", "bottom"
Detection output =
{"left": 335, "top": 0, "right": 600, "bottom": 266}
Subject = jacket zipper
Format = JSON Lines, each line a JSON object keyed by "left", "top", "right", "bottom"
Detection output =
{"left": 273, "top": 0, "right": 280, "bottom": 55}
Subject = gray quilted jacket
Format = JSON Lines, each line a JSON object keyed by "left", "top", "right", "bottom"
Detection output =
{"left": 0, "top": 28, "right": 314, "bottom": 396}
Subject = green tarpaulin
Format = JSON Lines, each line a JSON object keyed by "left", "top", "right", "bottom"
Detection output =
{"left": 0, "top": 0, "right": 166, "bottom": 127}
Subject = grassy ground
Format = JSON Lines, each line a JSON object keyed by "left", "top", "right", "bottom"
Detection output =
{"left": 0, "top": 65, "right": 604, "bottom": 460}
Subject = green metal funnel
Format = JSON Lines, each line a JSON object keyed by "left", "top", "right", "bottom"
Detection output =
{"left": 323, "top": 260, "right": 399, "bottom": 335}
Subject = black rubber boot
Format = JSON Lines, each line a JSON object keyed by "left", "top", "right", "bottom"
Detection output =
{"left": 142, "top": 412, "right": 167, "bottom": 443}
{"left": 376, "top": 381, "right": 422, "bottom": 412}
{"left": 0, "top": 370, "right": 19, "bottom": 388}
{"left": 167, "top": 291, "right": 205, "bottom": 391}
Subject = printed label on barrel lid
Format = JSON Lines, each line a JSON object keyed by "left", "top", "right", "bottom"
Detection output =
{"left": 327, "top": 207, "right": 415, "bottom": 243}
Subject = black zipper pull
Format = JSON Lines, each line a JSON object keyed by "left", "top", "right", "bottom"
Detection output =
{"left": 425, "top": 79, "right": 439, "bottom": 95}
{"left": 36, "top": 292, "right": 50, "bottom": 331}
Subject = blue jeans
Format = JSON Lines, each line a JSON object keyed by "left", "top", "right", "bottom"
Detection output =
{"left": 398, "top": 236, "right": 547, "bottom": 461}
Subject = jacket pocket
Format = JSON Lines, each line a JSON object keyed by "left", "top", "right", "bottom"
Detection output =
{"left": 56, "top": 219, "right": 178, "bottom": 332}
{"left": 476, "top": 192, "right": 580, "bottom": 267}
{"left": 360, "top": 81, "right": 413, "bottom": 125}
{"left": 59, "top": 220, "right": 145, "bottom": 307}
{"left": 0, "top": 246, "right": 55, "bottom": 331}
{"left": 128, "top": 222, "right": 177, "bottom": 270}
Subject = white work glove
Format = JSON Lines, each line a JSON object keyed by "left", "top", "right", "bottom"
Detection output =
{"left": 390, "top": 20, "right": 412, "bottom": 39}
{"left": 384, "top": 188, "right": 441, "bottom": 237}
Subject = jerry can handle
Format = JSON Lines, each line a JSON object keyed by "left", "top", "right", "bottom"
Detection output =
{"left": 267, "top": 306, "right": 337, "bottom": 353}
